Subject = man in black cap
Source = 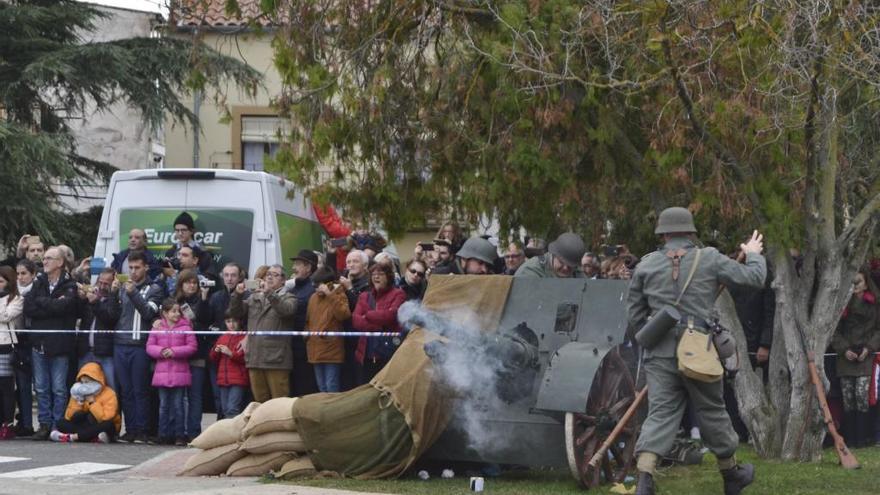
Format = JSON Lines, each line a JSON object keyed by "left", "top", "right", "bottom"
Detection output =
{"left": 287, "top": 249, "right": 318, "bottom": 396}
{"left": 164, "top": 211, "right": 212, "bottom": 274}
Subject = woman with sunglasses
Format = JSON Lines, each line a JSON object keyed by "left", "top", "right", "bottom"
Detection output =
{"left": 401, "top": 259, "right": 427, "bottom": 301}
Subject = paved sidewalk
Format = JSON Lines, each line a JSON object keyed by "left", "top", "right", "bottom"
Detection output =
{"left": 0, "top": 439, "right": 387, "bottom": 495}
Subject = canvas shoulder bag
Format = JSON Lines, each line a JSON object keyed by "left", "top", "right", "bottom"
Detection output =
{"left": 673, "top": 250, "right": 724, "bottom": 383}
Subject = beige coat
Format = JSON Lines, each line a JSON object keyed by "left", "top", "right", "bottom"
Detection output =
{"left": 230, "top": 288, "right": 297, "bottom": 370}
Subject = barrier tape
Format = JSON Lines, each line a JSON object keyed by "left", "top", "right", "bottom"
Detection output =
{"left": 745, "top": 351, "right": 880, "bottom": 358}
{"left": 8, "top": 329, "right": 403, "bottom": 337}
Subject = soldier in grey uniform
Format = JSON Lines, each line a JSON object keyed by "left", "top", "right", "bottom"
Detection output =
{"left": 628, "top": 207, "right": 766, "bottom": 495}
{"left": 514, "top": 233, "right": 585, "bottom": 278}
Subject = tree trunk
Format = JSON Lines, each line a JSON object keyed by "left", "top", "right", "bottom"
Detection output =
{"left": 718, "top": 247, "right": 860, "bottom": 462}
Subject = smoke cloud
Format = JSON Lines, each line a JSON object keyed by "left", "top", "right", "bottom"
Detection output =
{"left": 398, "top": 301, "right": 518, "bottom": 455}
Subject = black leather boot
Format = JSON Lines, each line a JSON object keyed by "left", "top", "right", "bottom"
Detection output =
{"left": 721, "top": 463, "right": 755, "bottom": 495}
{"left": 635, "top": 471, "right": 655, "bottom": 495}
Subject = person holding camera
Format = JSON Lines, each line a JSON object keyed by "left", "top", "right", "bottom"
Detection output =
{"left": 305, "top": 266, "right": 350, "bottom": 393}
{"left": 113, "top": 251, "right": 164, "bottom": 444}
{"left": 76, "top": 268, "right": 120, "bottom": 392}
{"left": 163, "top": 245, "right": 219, "bottom": 296}
{"left": 286, "top": 250, "right": 319, "bottom": 397}
{"left": 515, "top": 233, "right": 586, "bottom": 279}
{"left": 164, "top": 212, "right": 213, "bottom": 274}
{"left": 229, "top": 265, "right": 297, "bottom": 402}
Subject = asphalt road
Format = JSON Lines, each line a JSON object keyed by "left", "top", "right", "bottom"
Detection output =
{"left": 0, "top": 437, "right": 381, "bottom": 495}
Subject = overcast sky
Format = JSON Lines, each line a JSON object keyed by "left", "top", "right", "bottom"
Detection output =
{"left": 83, "top": 0, "right": 165, "bottom": 15}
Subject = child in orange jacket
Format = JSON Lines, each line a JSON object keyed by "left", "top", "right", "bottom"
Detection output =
{"left": 51, "top": 362, "right": 120, "bottom": 443}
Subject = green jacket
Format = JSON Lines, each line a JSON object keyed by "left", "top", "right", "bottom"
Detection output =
{"left": 831, "top": 293, "right": 879, "bottom": 377}
{"left": 514, "top": 253, "right": 584, "bottom": 279}
{"left": 626, "top": 237, "right": 767, "bottom": 358}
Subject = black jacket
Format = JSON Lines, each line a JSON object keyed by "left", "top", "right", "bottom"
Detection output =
{"left": 730, "top": 270, "right": 775, "bottom": 352}
{"left": 401, "top": 280, "right": 425, "bottom": 301}
{"left": 114, "top": 280, "right": 164, "bottom": 347}
{"left": 24, "top": 271, "right": 78, "bottom": 357}
{"left": 77, "top": 291, "right": 121, "bottom": 358}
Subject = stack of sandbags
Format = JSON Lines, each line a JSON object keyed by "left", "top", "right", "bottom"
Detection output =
{"left": 179, "top": 397, "right": 316, "bottom": 478}
{"left": 229, "top": 396, "right": 313, "bottom": 478}
{"left": 179, "top": 401, "right": 261, "bottom": 476}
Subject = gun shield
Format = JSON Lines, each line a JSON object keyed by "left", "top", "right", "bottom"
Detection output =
{"left": 635, "top": 305, "right": 681, "bottom": 348}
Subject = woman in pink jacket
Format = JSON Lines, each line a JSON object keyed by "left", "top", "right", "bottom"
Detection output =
{"left": 146, "top": 298, "right": 196, "bottom": 446}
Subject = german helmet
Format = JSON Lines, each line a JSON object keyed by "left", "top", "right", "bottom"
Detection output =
{"left": 654, "top": 207, "right": 697, "bottom": 234}
{"left": 456, "top": 237, "right": 498, "bottom": 265}
{"left": 547, "top": 233, "right": 585, "bottom": 268}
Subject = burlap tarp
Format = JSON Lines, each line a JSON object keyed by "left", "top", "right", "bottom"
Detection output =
{"left": 293, "top": 275, "right": 513, "bottom": 479}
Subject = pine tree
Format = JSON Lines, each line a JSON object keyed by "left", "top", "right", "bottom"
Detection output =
{"left": 0, "top": 0, "right": 261, "bottom": 249}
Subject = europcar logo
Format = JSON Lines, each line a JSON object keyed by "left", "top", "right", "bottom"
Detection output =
{"left": 143, "top": 229, "right": 225, "bottom": 247}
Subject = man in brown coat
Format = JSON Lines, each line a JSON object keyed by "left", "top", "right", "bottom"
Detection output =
{"left": 230, "top": 264, "right": 297, "bottom": 402}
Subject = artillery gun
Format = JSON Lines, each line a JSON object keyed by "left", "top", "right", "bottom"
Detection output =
{"left": 418, "top": 277, "right": 644, "bottom": 489}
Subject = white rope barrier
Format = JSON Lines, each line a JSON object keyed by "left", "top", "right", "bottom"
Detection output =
{"left": 9, "top": 329, "right": 404, "bottom": 337}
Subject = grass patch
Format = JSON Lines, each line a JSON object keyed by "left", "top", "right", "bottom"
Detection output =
{"left": 284, "top": 446, "right": 880, "bottom": 494}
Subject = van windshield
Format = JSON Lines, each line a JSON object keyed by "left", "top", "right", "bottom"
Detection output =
{"left": 120, "top": 208, "right": 254, "bottom": 271}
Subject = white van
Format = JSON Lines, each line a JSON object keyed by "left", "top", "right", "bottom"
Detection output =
{"left": 92, "top": 169, "right": 324, "bottom": 276}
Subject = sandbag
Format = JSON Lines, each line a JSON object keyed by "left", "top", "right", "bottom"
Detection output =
{"left": 241, "top": 401, "right": 262, "bottom": 420}
{"left": 241, "top": 431, "right": 307, "bottom": 455}
{"left": 241, "top": 397, "right": 298, "bottom": 438}
{"left": 190, "top": 414, "right": 248, "bottom": 450}
{"left": 226, "top": 451, "right": 296, "bottom": 477}
{"left": 178, "top": 443, "right": 246, "bottom": 476}
{"left": 274, "top": 456, "right": 316, "bottom": 480}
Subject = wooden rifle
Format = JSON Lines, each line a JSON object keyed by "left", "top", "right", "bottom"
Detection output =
{"left": 795, "top": 327, "right": 860, "bottom": 469}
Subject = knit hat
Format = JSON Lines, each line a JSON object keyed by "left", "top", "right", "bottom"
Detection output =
{"left": 173, "top": 211, "right": 195, "bottom": 230}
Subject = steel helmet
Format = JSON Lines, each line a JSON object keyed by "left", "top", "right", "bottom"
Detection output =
{"left": 456, "top": 237, "right": 498, "bottom": 266}
{"left": 654, "top": 207, "right": 697, "bottom": 234}
{"left": 547, "top": 233, "right": 585, "bottom": 268}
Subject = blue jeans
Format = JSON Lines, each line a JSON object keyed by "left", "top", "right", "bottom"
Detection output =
{"left": 14, "top": 365, "right": 32, "bottom": 429}
{"left": 158, "top": 387, "right": 185, "bottom": 439}
{"left": 314, "top": 363, "right": 342, "bottom": 393}
{"left": 31, "top": 349, "right": 68, "bottom": 428}
{"left": 218, "top": 386, "right": 247, "bottom": 417}
{"left": 114, "top": 345, "right": 150, "bottom": 434}
{"left": 186, "top": 365, "right": 205, "bottom": 438}
{"left": 79, "top": 353, "right": 116, "bottom": 392}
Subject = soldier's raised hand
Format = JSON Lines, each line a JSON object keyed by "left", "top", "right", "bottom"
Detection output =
{"left": 741, "top": 230, "right": 763, "bottom": 255}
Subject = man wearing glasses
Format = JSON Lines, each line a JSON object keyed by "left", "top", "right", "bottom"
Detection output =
{"left": 230, "top": 265, "right": 298, "bottom": 402}
{"left": 23, "top": 247, "right": 79, "bottom": 440}
{"left": 502, "top": 243, "right": 526, "bottom": 275}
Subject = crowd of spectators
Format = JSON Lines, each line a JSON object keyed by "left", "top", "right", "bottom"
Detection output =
{"left": 0, "top": 206, "right": 877, "bottom": 452}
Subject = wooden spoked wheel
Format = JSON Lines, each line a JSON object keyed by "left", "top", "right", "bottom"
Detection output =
{"left": 565, "top": 347, "right": 640, "bottom": 489}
